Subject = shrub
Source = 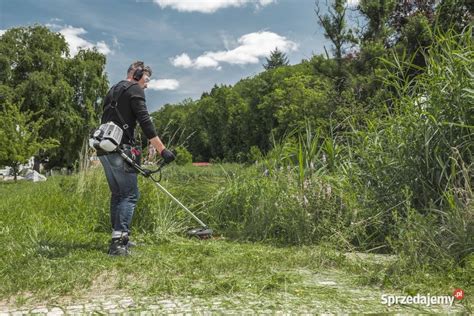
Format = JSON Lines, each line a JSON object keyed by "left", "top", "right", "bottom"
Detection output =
{"left": 174, "top": 146, "right": 193, "bottom": 165}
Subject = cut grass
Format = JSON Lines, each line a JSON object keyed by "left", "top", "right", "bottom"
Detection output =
{"left": 0, "top": 238, "right": 470, "bottom": 313}
{"left": 0, "top": 165, "right": 471, "bottom": 312}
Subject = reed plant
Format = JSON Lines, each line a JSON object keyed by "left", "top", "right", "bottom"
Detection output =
{"left": 204, "top": 29, "right": 473, "bottom": 292}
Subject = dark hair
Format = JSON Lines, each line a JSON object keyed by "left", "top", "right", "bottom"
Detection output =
{"left": 127, "top": 61, "right": 152, "bottom": 77}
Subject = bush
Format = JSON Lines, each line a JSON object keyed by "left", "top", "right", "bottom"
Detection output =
{"left": 174, "top": 146, "right": 193, "bottom": 165}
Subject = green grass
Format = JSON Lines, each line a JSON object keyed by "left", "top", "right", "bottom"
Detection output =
{"left": 0, "top": 165, "right": 339, "bottom": 299}
{"left": 0, "top": 165, "right": 471, "bottom": 312}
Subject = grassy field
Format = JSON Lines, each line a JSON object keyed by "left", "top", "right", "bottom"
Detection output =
{"left": 0, "top": 164, "right": 471, "bottom": 313}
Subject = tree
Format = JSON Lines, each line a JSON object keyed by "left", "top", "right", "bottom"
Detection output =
{"left": 388, "top": 0, "right": 435, "bottom": 41}
{"left": 54, "top": 49, "right": 109, "bottom": 168}
{"left": 435, "top": 0, "right": 473, "bottom": 34}
{"left": 0, "top": 102, "right": 58, "bottom": 180}
{"left": 315, "top": 0, "right": 357, "bottom": 62}
{"left": 0, "top": 25, "right": 108, "bottom": 170}
{"left": 315, "top": 0, "right": 357, "bottom": 92}
{"left": 263, "top": 48, "right": 290, "bottom": 70}
{"left": 346, "top": 1, "right": 396, "bottom": 105}
{"left": 272, "top": 74, "right": 331, "bottom": 136}
{"left": 358, "top": 0, "right": 396, "bottom": 42}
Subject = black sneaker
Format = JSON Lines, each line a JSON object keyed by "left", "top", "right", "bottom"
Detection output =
{"left": 108, "top": 238, "right": 130, "bottom": 256}
{"left": 127, "top": 240, "right": 137, "bottom": 248}
{"left": 124, "top": 233, "right": 140, "bottom": 248}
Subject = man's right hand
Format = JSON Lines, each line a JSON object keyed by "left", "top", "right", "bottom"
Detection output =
{"left": 160, "top": 148, "right": 176, "bottom": 164}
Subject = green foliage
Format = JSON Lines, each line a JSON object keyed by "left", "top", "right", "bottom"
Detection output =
{"left": 207, "top": 163, "right": 358, "bottom": 246}
{"left": 0, "top": 165, "right": 309, "bottom": 297}
{"left": 151, "top": 62, "right": 327, "bottom": 163}
{"left": 0, "top": 6, "right": 472, "bottom": 308}
{"left": 198, "top": 29, "right": 473, "bottom": 295}
{"left": 358, "top": 0, "right": 396, "bottom": 41}
{"left": 264, "top": 73, "right": 332, "bottom": 136}
{"left": 0, "top": 101, "right": 59, "bottom": 179}
{"left": 263, "top": 48, "right": 289, "bottom": 70}
{"left": 435, "top": 0, "right": 473, "bottom": 34}
{"left": 0, "top": 165, "right": 468, "bottom": 312}
{"left": 248, "top": 145, "right": 263, "bottom": 163}
{"left": 315, "top": 0, "right": 357, "bottom": 62}
{"left": 144, "top": 13, "right": 472, "bottom": 293}
{"left": 378, "top": 29, "right": 473, "bottom": 265}
{"left": 174, "top": 146, "right": 193, "bottom": 165}
{"left": 0, "top": 25, "right": 108, "bottom": 169}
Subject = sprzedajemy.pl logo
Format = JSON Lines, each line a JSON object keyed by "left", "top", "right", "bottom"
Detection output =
{"left": 381, "top": 289, "right": 464, "bottom": 307}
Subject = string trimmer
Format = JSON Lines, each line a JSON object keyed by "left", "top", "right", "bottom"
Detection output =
{"left": 118, "top": 148, "right": 213, "bottom": 239}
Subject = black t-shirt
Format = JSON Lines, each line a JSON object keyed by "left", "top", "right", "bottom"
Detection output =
{"left": 101, "top": 80, "right": 157, "bottom": 145}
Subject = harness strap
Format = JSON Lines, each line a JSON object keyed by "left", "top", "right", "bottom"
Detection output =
{"left": 103, "top": 81, "right": 138, "bottom": 145}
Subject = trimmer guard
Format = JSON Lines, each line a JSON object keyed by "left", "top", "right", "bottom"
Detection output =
{"left": 187, "top": 227, "right": 213, "bottom": 239}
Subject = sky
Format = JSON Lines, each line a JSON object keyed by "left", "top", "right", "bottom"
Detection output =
{"left": 0, "top": 0, "right": 360, "bottom": 112}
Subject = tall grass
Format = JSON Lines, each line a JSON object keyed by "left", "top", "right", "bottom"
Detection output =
{"left": 355, "top": 28, "right": 473, "bottom": 264}
{"left": 204, "top": 29, "right": 473, "bottom": 286}
{"left": 4, "top": 165, "right": 360, "bottom": 302}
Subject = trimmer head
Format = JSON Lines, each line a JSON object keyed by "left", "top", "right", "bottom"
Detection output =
{"left": 187, "top": 227, "right": 213, "bottom": 239}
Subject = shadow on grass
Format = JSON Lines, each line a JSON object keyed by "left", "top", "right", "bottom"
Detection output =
{"left": 32, "top": 239, "right": 107, "bottom": 258}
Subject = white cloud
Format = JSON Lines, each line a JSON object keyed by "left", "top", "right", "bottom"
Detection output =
{"left": 147, "top": 79, "right": 180, "bottom": 90}
{"left": 95, "top": 41, "right": 112, "bottom": 55}
{"left": 171, "top": 53, "right": 193, "bottom": 68}
{"left": 0, "top": 30, "right": 5, "bottom": 36}
{"left": 153, "top": 0, "right": 276, "bottom": 13}
{"left": 347, "top": 0, "right": 359, "bottom": 6}
{"left": 171, "top": 31, "right": 297, "bottom": 70}
{"left": 194, "top": 55, "right": 220, "bottom": 69}
{"left": 47, "top": 24, "right": 113, "bottom": 56}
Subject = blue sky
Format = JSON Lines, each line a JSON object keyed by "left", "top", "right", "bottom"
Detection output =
{"left": 0, "top": 0, "right": 359, "bottom": 112}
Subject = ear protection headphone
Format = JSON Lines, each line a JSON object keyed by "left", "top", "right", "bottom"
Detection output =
{"left": 133, "top": 67, "right": 144, "bottom": 81}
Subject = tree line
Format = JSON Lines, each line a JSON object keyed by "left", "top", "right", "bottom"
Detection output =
{"left": 0, "top": 0, "right": 471, "bottom": 174}
{"left": 151, "top": 0, "right": 472, "bottom": 162}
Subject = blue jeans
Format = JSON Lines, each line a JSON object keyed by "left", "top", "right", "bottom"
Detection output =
{"left": 99, "top": 153, "right": 139, "bottom": 234}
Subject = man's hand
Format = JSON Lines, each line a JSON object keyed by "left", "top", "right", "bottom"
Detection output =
{"left": 160, "top": 148, "right": 176, "bottom": 164}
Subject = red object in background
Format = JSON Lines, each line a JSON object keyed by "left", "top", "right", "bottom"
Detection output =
{"left": 453, "top": 288, "right": 464, "bottom": 300}
{"left": 192, "top": 162, "right": 211, "bottom": 167}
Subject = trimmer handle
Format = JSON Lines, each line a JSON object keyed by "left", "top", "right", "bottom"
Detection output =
{"left": 117, "top": 148, "right": 167, "bottom": 181}
{"left": 142, "top": 161, "right": 166, "bottom": 176}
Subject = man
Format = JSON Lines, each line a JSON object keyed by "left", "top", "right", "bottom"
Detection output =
{"left": 99, "top": 61, "right": 175, "bottom": 256}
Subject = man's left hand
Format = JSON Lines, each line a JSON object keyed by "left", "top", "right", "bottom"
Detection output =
{"left": 160, "top": 148, "right": 176, "bottom": 164}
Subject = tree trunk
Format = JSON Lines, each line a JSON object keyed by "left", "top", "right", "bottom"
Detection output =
{"left": 12, "top": 164, "right": 18, "bottom": 181}
{"left": 33, "top": 156, "right": 41, "bottom": 172}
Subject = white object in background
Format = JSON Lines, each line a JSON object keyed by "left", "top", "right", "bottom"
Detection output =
{"left": 25, "top": 170, "right": 47, "bottom": 182}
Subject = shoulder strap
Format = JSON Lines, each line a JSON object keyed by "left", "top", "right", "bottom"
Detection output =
{"left": 104, "top": 81, "right": 139, "bottom": 145}
{"left": 103, "top": 81, "right": 138, "bottom": 112}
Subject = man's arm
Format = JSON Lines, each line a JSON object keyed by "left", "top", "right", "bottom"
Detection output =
{"left": 130, "top": 98, "right": 167, "bottom": 153}
{"left": 130, "top": 97, "right": 157, "bottom": 139}
{"left": 129, "top": 87, "right": 175, "bottom": 162}
{"left": 149, "top": 136, "right": 166, "bottom": 154}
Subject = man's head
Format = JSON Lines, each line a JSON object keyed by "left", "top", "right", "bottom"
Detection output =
{"left": 127, "top": 61, "right": 152, "bottom": 89}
